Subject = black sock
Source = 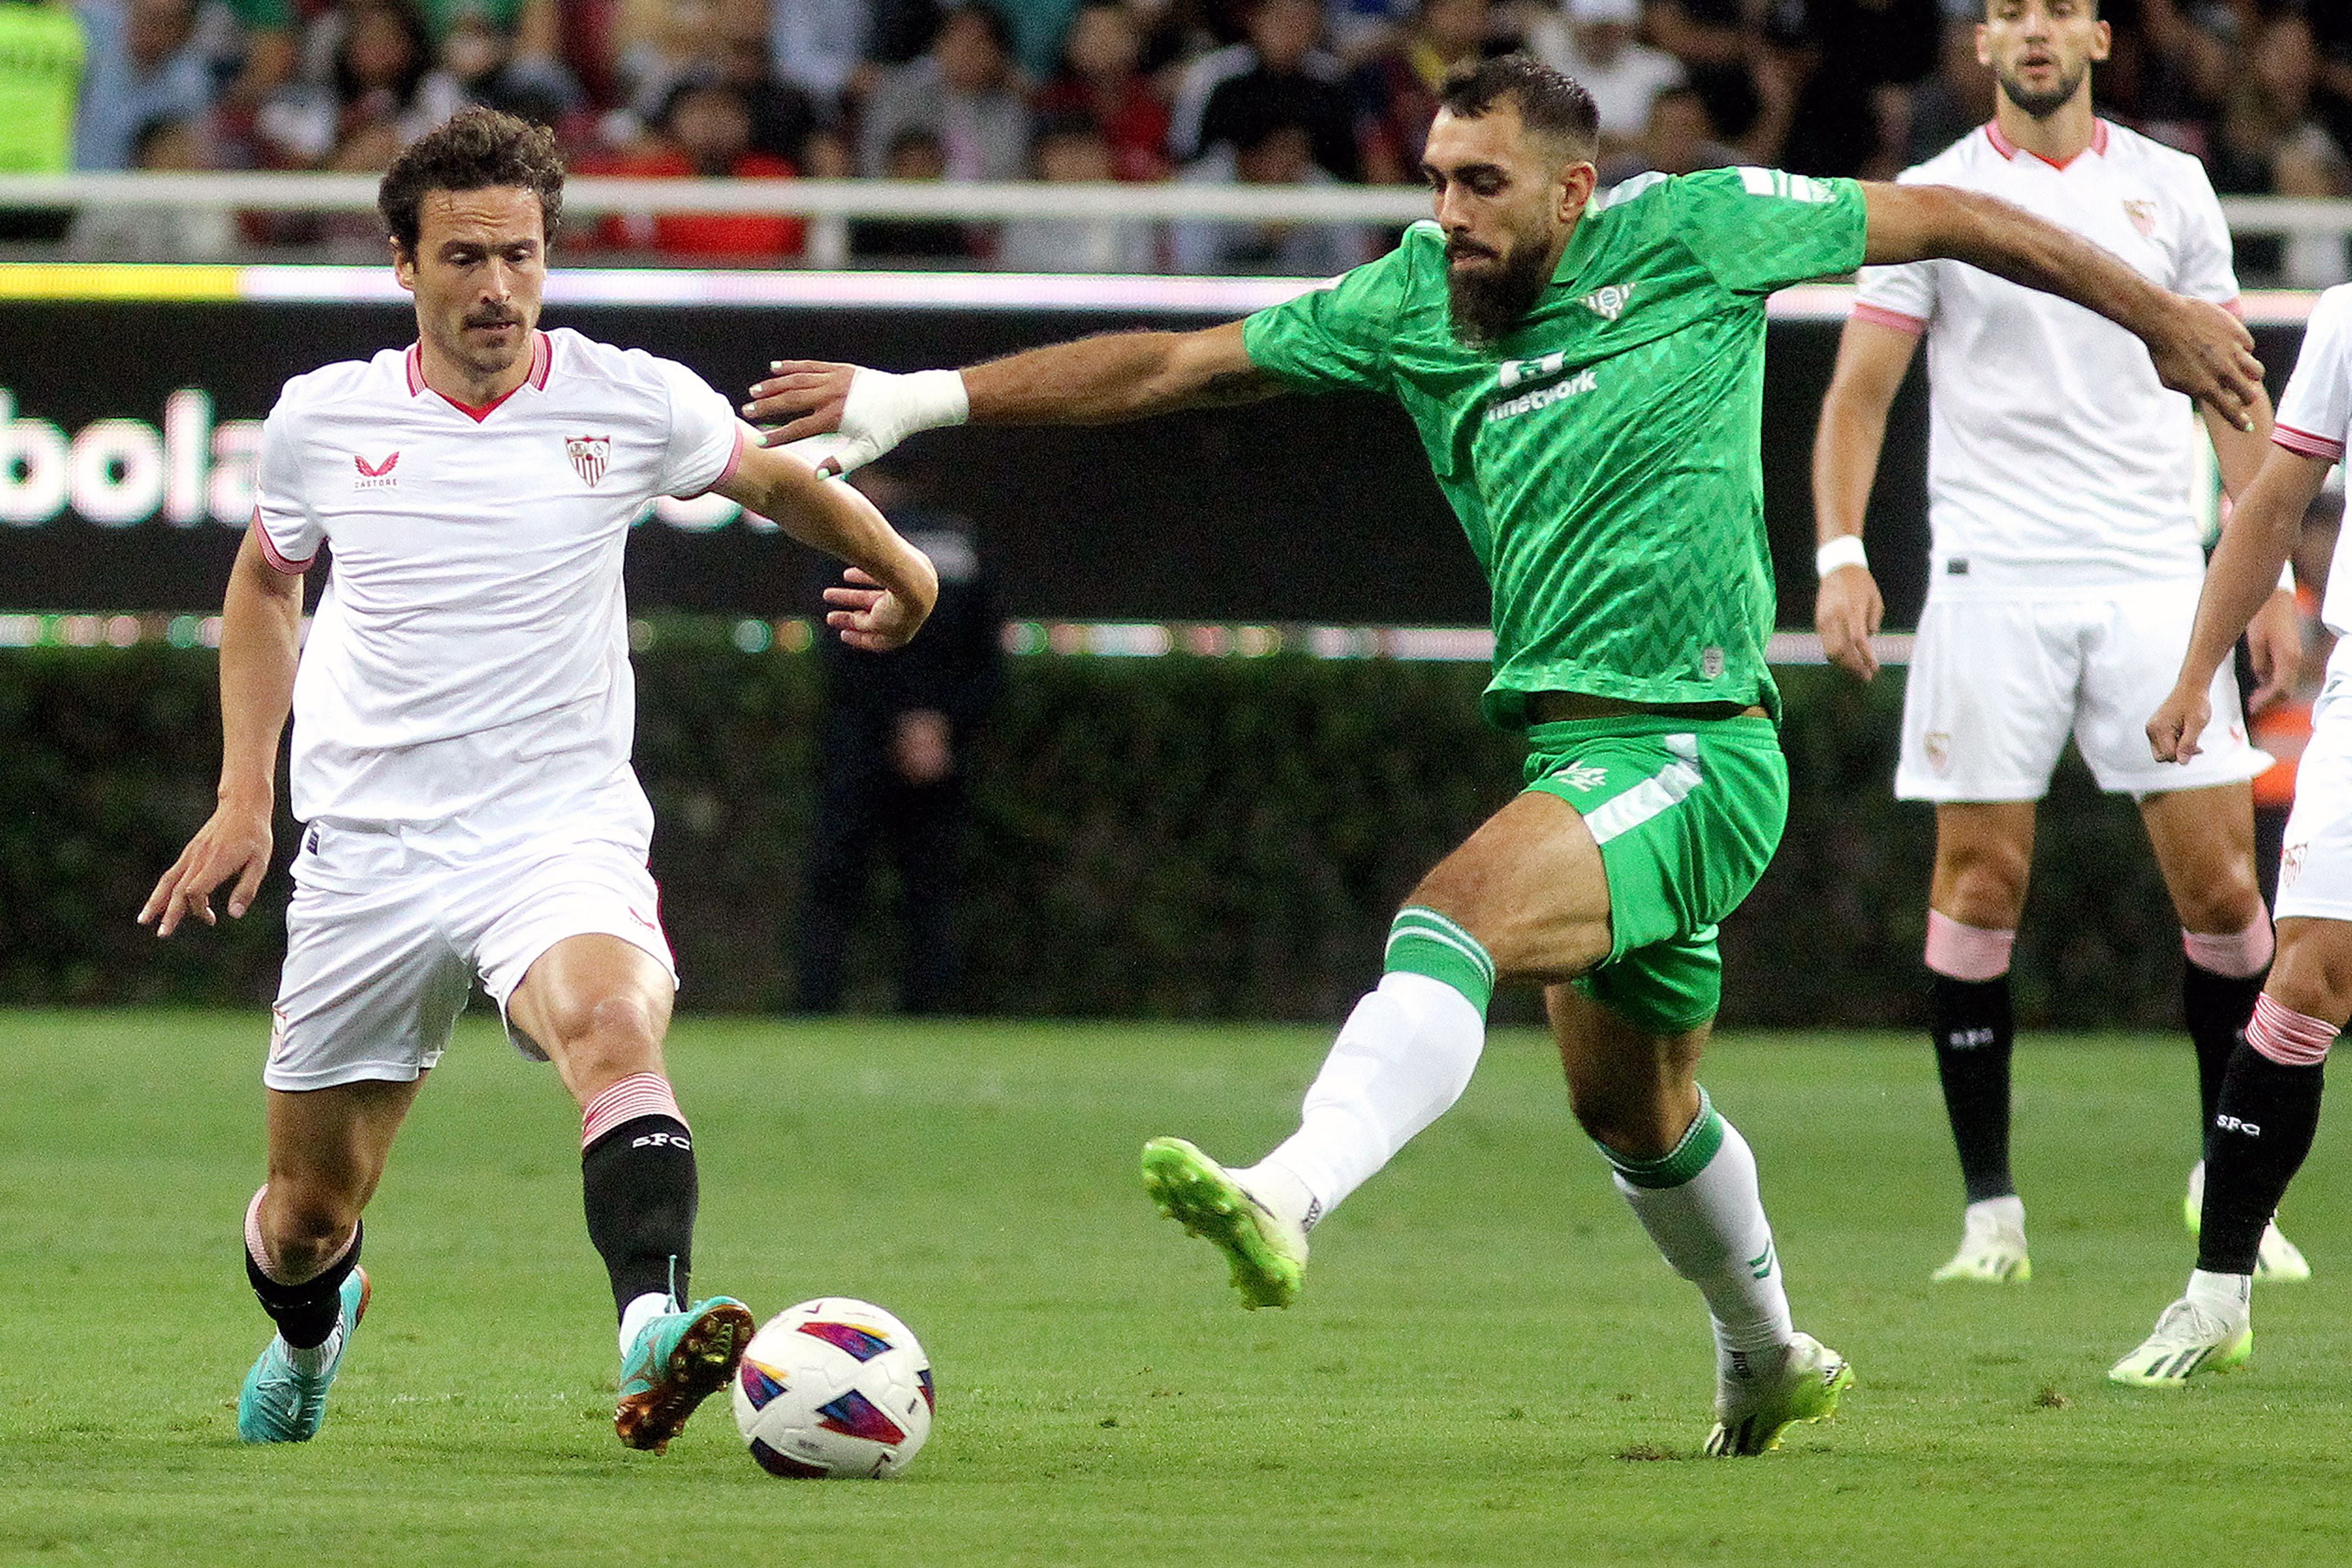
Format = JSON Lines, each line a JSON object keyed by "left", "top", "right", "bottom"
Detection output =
{"left": 2184, "top": 959, "right": 2267, "bottom": 1152}
{"left": 245, "top": 1221, "right": 362, "bottom": 1350}
{"left": 1931, "top": 972, "right": 2016, "bottom": 1203}
{"left": 2198, "top": 1045, "right": 2324, "bottom": 1275}
{"left": 583, "top": 1115, "right": 697, "bottom": 1320}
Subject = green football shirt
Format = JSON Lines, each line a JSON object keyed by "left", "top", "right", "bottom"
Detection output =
{"left": 1242, "top": 166, "right": 1868, "bottom": 728}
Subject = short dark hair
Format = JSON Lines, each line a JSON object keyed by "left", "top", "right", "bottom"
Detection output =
{"left": 377, "top": 106, "right": 566, "bottom": 255}
{"left": 1435, "top": 55, "right": 1599, "bottom": 155}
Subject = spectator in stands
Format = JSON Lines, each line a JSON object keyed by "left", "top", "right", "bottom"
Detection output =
{"left": 71, "top": 0, "right": 218, "bottom": 170}
{"left": 850, "top": 125, "right": 978, "bottom": 259}
{"left": 1033, "top": 0, "right": 1172, "bottom": 181}
{"left": 709, "top": 0, "right": 837, "bottom": 169}
{"left": 203, "top": 0, "right": 294, "bottom": 117}
{"left": 1193, "top": 0, "right": 1359, "bottom": 178}
{"left": 439, "top": 6, "right": 580, "bottom": 128}
{"left": 67, "top": 112, "right": 237, "bottom": 256}
{"left": 1599, "top": 80, "right": 1742, "bottom": 182}
{"left": 1173, "top": 99, "right": 1367, "bottom": 272}
{"left": 999, "top": 107, "right": 1160, "bottom": 269}
{"left": 1762, "top": 0, "right": 1941, "bottom": 178}
{"left": 1904, "top": 0, "right": 1994, "bottom": 165}
{"left": 255, "top": 0, "right": 460, "bottom": 169}
{"left": 600, "top": 76, "right": 807, "bottom": 258}
{"left": 2207, "top": 11, "right": 2350, "bottom": 286}
{"left": 1525, "top": 0, "right": 1685, "bottom": 155}
{"left": 1645, "top": 0, "right": 1770, "bottom": 148}
{"left": 859, "top": 2, "right": 1031, "bottom": 179}
{"left": 1168, "top": 0, "right": 1341, "bottom": 163}
{"left": 1350, "top": 0, "right": 1494, "bottom": 185}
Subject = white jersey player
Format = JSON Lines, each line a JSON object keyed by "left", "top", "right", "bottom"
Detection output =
{"left": 139, "top": 108, "right": 939, "bottom": 1451}
{"left": 2112, "top": 283, "right": 2352, "bottom": 1383}
{"left": 1809, "top": 0, "right": 2307, "bottom": 1287}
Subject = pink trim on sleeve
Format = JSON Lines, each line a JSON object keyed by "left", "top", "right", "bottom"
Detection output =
{"left": 680, "top": 424, "right": 750, "bottom": 500}
{"left": 2221, "top": 297, "right": 2246, "bottom": 319}
{"left": 250, "top": 510, "right": 314, "bottom": 575}
{"left": 2274, "top": 422, "right": 2347, "bottom": 462}
{"left": 1852, "top": 302, "right": 1927, "bottom": 336}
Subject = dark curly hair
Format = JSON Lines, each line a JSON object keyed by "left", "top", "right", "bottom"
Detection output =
{"left": 377, "top": 106, "right": 566, "bottom": 255}
{"left": 1436, "top": 55, "right": 1599, "bottom": 158}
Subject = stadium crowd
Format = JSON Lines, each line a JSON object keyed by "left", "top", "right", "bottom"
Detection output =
{"left": 11, "top": 0, "right": 2352, "bottom": 275}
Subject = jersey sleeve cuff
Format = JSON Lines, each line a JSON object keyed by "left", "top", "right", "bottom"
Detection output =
{"left": 2274, "top": 422, "right": 2347, "bottom": 463}
{"left": 1852, "top": 302, "right": 1927, "bottom": 335}
{"left": 251, "top": 512, "right": 315, "bottom": 574}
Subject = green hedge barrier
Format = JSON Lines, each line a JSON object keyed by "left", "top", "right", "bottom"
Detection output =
{"left": 0, "top": 641, "right": 2186, "bottom": 1029}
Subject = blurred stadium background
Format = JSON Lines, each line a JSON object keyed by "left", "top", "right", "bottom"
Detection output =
{"left": 11, "top": 6, "right": 2352, "bottom": 1562}
{"left": 1, "top": 0, "right": 2348, "bottom": 1024}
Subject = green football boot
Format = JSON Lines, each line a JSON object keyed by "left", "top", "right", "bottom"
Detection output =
{"left": 614, "top": 1295, "right": 756, "bottom": 1453}
{"left": 2184, "top": 1162, "right": 2311, "bottom": 1282}
{"left": 1705, "top": 1333, "right": 1853, "bottom": 1457}
{"left": 237, "top": 1267, "right": 370, "bottom": 1443}
{"left": 2108, "top": 1297, "right": 2254, "bottom": 1386}
{"left": 1140, "top": 1137, "right": 1307, "bottom": 1310}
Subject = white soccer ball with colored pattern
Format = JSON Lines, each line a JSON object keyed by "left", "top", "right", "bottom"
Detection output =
{"left": 731, "top": 1298, "right": 934, "bottom": 1478}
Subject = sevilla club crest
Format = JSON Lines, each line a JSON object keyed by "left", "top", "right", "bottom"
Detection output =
{"left": 566, "top": 434, "right": 612, "bottom": 487}
{"left": 2122, "top": 199, "right": 2157, "bottom": 238}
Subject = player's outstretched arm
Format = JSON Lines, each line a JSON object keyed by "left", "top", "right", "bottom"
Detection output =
{"left": 139, "top": 526, "right": 303, "bottom": 936}
{"left": 2149, "top": 448, "right": 2333, "bottom": 764}
{"left": 1809, "top": 317, "right": 1918, "bottom": 683}
{"left": 715, "top": 443, "right": 940, "bottom": 651}
{"left": 1859, "top": 182, "right": 2266, "bottom": 432}
{"left": 741, "top": 321, "right": 1284, "bottom": 477}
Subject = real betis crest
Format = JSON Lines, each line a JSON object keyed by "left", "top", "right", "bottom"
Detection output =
{"left": 1580, "top": 282, "right": 1636, "bottom": 321}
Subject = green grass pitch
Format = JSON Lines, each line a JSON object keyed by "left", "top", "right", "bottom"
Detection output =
{"left": 6, "top": 1011, "right": 2352, "bottom": 1566}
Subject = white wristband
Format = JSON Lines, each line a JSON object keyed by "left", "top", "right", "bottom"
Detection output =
{"left": 1815, "top": 535, "right": 1868, "bottom": 577}
{"left": 818, "top": 367, "right": 972, "bottom": 479}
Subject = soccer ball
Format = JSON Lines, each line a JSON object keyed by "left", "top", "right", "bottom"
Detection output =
{"left": 731, "top": 1298, "right": 934, "bottom": 1479}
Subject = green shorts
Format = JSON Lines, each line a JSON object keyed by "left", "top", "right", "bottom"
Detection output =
{"left": 1522, "top": 714, "right": 1788, "bottom": 1035}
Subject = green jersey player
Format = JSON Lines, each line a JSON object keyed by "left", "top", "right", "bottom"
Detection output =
{"left": 747, "top": 56, "right": 2263, "bottom": 1455}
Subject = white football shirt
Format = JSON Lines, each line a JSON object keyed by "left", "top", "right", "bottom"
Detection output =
{"left": 2272, "top": 283, "right": 2352, "bottom": 633}
{"left": 255, "top": 326, "right": 747, "bottom": 828}
{"left": 1853, "top": 120, "right": 2242, "bottom": 591}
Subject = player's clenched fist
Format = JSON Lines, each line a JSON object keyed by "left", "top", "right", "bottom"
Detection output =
{"left": 139, "top": 801, "right": 273, "bottom": 937}
{"left": 2146, "top": 681, "right": 2214, "bottom": 765}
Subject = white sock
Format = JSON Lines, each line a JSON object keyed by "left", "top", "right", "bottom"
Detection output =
{"left": 619, "top": 1290, "right": 673, "bottom": 1357}
{"left": 2186, "top": 1267, "right": 2252, "bottom": 1329}
{"left": 1229, "top": 1158, "right": 1318, "bottom": 1235}
{"left": 1965, "top": 1193, "right": 2026, "bottom": 1235}
{"left": 1255, "top": 971, "right": 1486, "bottom": 1221}
{"left": 283, "top": 1325, "right": 342, "bottom": 1376}
{"left": 1610, "top": 1111, "right": 1793, "bottom": 1378}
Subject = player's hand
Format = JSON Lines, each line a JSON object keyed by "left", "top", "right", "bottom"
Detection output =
{"left": 746, "top": 360, "right": 858, "bottom": 453}
{"left": 825, "top": 564, "right": 936, "bottom": 652}
{"left": 746, "top": 365, "right": 968, "bottom": 480}
{"left": 138, "top": 799, "right": 273, "bottom": 937}
{"left": 2143, "top": 294, "right": 2264, "bottom": 433}
{"left": 2245, "top": 587, "right": 2302, "bottom": 714}
{"left": 2147, "top": 680, "right": 2214, "bottom": 765}
{"left": 1814, "top": 563, "right": 1885, "bottom": 681}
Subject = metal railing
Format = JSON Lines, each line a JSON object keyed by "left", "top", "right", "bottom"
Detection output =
{"left": 2, "top": 172, "right": 2347, "bottom": 270}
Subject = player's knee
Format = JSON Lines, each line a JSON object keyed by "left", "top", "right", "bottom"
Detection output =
{"left": 2176, "top": 869, "right": 2263, "bottom": 938}
{"left": 1934, "top": 847, "right": 2030, "bottom": 928}
{"left": 265, "top": 1191, "right": 360, "bottom": 1271}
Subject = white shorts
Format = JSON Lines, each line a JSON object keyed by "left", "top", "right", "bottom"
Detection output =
{"left": 1895, "top": 582, "right": 2271, "bottom": 802}
{"left": 2278, "top": 663, "right": 2352, "bottom": 923}
{"left": 265, "top": 798, "right": 676, "bottom": 1091}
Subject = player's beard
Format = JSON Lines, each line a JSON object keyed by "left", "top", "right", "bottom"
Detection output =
{"left": 1997, "top": 57, "right": 2087, "bottom": 121}
{"left": 1446, "top": 233, "right": 1556, "bottom": 349}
